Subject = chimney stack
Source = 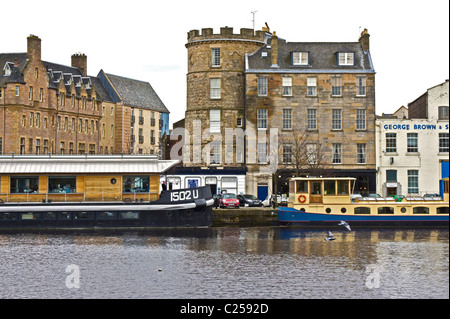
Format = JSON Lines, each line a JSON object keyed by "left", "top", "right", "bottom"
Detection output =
{"left": 271, "top": 32, "right": 279, "bottom": 68}
{"left": 359, "top": 28, "right": 370, "bottom": 52}
{"left": 71, "top": 53, "right": 87, "bottom": 77}
{"left": 27, "top": 35, "right": 41, "bottom": 61}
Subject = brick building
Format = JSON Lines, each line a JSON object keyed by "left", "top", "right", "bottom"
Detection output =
{"left": 0, "top": 35, "right": 169, "bottom": 157}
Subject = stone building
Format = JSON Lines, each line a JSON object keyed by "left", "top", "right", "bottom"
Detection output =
{"left": 376, "top": 80, "right": 449, "bottom": 197}
{"left": 0, "top": 35, "right": 169, "bottom": 157}
{"left": 245, "top": 28, "right": 377, "bottom": 198}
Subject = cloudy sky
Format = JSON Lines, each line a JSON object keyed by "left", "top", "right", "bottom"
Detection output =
{"left": 2, "top": 0, "right": 448, "bottom": 126}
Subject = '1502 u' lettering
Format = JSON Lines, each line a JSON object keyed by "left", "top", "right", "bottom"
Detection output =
{"left": 171, "top": 190, "right": 199, "bottom": 202}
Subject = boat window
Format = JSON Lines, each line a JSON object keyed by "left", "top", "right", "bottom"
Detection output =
{"left": 10, "top": 176, "right": 39, "bottom": 194}
{"left": 123, "top": 176, "right": 150, "bottom": 193}
{"left": 21, "top": 212, "right": 40, "bottom": 220}
{"left": 74, "top": 212, "right": 95, "bottom": 220}
{"left": 58, "top": 212, "right": 72, "bottom": 220}
{"left": 413, "top": 207, "right": 429, "bottom": 214}
{"left": 437, "top": 207, "right": 449, "bottom": 214}
{"left": 378, "top": 207, "right": 394, "bottom": 214}
{"left": 354, "top": 207, "right": 371, "bottom": 214}
{"left": 337, "top": 180, "right": 349, "bottom": 195}
{"left": 324, "top": 181, "right": 336, "bottom": 195}
{"left": 311, "top": 182, "right": 321, "bottom": 195}
{"left": 96, "top": 212, "right": 118, "bottom": 219}
{"left": 0, "top": 213, "right": 18, "bottom": 221}
{"left": 119, "top": 212, "right": 139, "bottom": 219}
{"left": 43, "top": 212, "right": 57, "bottom": 220}
{"left": 296, "top": 180, "right": 308, "bottom": 193}
{"left": 48, "top": 176, "right": 76, "bottom": 193}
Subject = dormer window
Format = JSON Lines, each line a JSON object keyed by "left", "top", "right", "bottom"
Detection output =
{"left": 338, "top": 52, "right": 354, "bottom": 66}
{"left": 3, "top": 63, "right": 12, "bottom": 76}
{"left": 292, "top": 52, "right": 309, "bottom": 66}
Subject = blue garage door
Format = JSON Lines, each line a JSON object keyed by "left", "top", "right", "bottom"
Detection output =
{"left": 257, "top": 185, "right": 269, "bottom": 201}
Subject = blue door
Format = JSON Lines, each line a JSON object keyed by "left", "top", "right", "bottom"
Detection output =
{"left": 257, "top": 185, "right": 269, "bottom": 201}
{"left": 440, "top": 161, "right": 449, "bottom": 197}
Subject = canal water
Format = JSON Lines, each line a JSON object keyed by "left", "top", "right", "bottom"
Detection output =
{"left": 0, "top": 228, "right": 448, "bottom": 299}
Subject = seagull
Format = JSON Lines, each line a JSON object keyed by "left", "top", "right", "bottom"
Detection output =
{"left": 324, "top": 231, "right": 336, "bottom": 241}
{"left": 338, "top": 221, "right": 352, "bottom": 231}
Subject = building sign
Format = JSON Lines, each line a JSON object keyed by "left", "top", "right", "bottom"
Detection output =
{"left": 384, "top": 124, "right": 449, "bottom": 130}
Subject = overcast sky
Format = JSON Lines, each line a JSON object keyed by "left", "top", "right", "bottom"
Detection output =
{"left": 2, "top": 0, "right": 448, "bottom": 126}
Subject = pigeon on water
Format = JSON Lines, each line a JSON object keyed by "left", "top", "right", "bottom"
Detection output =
{"left": 324, "top": 231, "right": 336, "bottom": 241}
{"left": 338, "top": 221, "right": 351, "bottom": 231}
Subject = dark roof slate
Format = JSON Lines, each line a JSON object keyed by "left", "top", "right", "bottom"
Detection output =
{"left": 247, "top": 37, "right": 374, "bottom": 73}
{"left": 105, "top": 73, "right": 169, "bottom": 113}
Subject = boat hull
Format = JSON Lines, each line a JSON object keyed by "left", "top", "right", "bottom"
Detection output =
{"left": 278, "top": 206, "right": 449, "bottom": 228}
{"left": 0, "top": 187, "right": 213, "bottom": 230}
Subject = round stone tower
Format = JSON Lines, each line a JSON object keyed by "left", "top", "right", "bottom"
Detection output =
{"left": 184, "top": 26, "right": 266, "bottom": 166}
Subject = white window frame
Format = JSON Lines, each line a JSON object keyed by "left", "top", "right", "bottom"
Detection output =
{"left": 258, "top": 76, "right": 268, "bottom": 96}
{"left": 282, "top": 77, "right": 292, "bottom": 96}
{"left": 407, "top": 133, "right": 419, "bottom": 153}
{"left": 439, "top": 133, "right": 449, "bottom": 153}
{"left": 338, "top": 52, "right": 354, "bottom": 66}
{"left": 408, "top": 170, "right": 419, "bottom": 194}
{"left": 292, "top": 52, "right": 309, "bottom": 65}
{"left": 211, "top": 48, "right": 220, "bottom": 67}
{"left": 307, "top": 78, "right": 317, "bottom": 96}
{"left": 386, "top": 133, "right": 397, "bottom": 153}
{"left": 257, "top": 109, "right": 268, "bottom": 130}
{"left": 282, "top": 109, "right": 292, "bottom": 130}
{"left": 283, "top": 144, "right": 293, "bottom": 164}
{"left": 332, "top": 143, "right": 342, "bottom": 164}
{"left": 356, "top": 109, "right": 366, "bottom": 130}
{"left": 210, "top": 110, "right": 221, "bottom": 133}
{"left": 258, "top": 142, "right": 268, "bottom": 164}
{"left": 357, "top": 77, "right": 367, "bottom": 96}
{"left": 210, "top": 141, "right": 221, "bottom": 165}
{"left": 332, "top": 109, "right": 342, "bottom": 130}
{"left": 210, "top": 78, "right": 221, "bottom": 99}
{"left": 331, "top": 76, "right": 342, "bottom": 96}
{"left": 357, "top": 143, "right": 367, "bottom": 164}
{"left": 307, "top": 109, "right": 317, "bottom": 130}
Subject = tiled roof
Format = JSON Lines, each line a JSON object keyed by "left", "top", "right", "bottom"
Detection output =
{"left": 247, "top": 37, "right": 375, "bottom": 73}
{"left": 105, "top": 73, "right": 169, "bottom": 113}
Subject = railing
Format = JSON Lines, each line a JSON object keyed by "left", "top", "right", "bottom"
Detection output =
{"left": 0, "top": 192, "right": 160, "bottom": 203}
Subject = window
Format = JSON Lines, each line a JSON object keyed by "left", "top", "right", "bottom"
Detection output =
{"left": 60, "top": 142, "right": 65, "bottom": 155}
{"left": 283, "top": 144, "right": 293, "bottom": 164}
{"left": 35, "top": 139, "right": 40, "bottom": 155}
{"left": 210, "top": 110, "right": 221, "bottom": 133}
{"left": 324, "top": 181, "right": 336, "bottom": 195}
{"left": 90, "top": 120, "right": 94, "bottom": 134}
{"left": 378, "top": 207, "right": 394, "bottom": 214}
{"left": 386, "top": 133, "right": 397, "bottom": 153}
{"left": 337, "top": 180, "right": 349, "bottom": 195}
{"left": 20, "top": 138, "right": 25, "bottom": 155}
{"left": 296, "top": 180, "right": 308, "bottom": 193}
{"left": 356, "top": 109, "right": 366, "bottom": 130}
{"left": 30, "top": 112, "right": 34, "bottom": 127}
{"left": 282, "top": 109, "right": 292, "bottom": 130}
{"left": 257, "top": 109, "right": 268, "bottom": 130}
{"left": 338, "top": 52, "right": 354, "bottom": 65}
{"left": 331, "top": 76, "right": 341, "bottom": 96}
{"left": 71, "top": 118, "right": 75, "bottom": 131}
{"left": 78, "top": 143, "right": 85, "bottom": 155}
{"left": 22, "top": 115, "right": 26, "bottom": 127}
{"left": 237, "top": 118, "right": 243, "bottom": 127}
{"left": 332, "top": 109, "right": 342, "bottom": 130}
{"left": 43, "top": 140, "right": 49, "bottom": 155}
{"left": 438, "top": 106, "right": 449, "bottom": 120}
{"left": 35, "top": 113, "right": 40, "bottom": 128}
{"left": 355, "top": 207, "right": 371, "bottom": 214}
{"left": 258, "top": 77, "right": 268, "bottom": 96}
{"left": 110, "top": 106, "right": 114, "bottom": 116}
{"left": 258, "top": 142, "right": 268, "bottom": 163}
{"left": 307, "top": 144, "right": 318, "bottom": 164}
{"left": 413, "top": 207, "right": 430, "bottom": 214}
{"left": 210, "top": 78, "right": 221, "bottom": 99}
{"left": 10, "top": 176, "right": 39, "bottom": 194}
{"left": 407, "top": 133, "right": 418, "bottom": 153}
{"left": 307, "top": 78, "right": 317, "bottom": 96}
{"left": 332, "top": 143, "right": 342, "bottom": 164}
{"left": 78, "top": 119, "right": 82, "bottom": 133}
{"left": 439, "top": 133, "right": 449, "bottom": 153}
{"left": 357, "top": 143, "right": 366, "bottom": 164}
{"left": 211, "top": 48, "right": 220, "bottom": 67}
{"left": 69, "top": 142, "right": 74, "bottom": 155}
{"left": 89, "top": 144, "right": 95, "bottom": 155}
{"left": 408, "top": 170, "right": 419, "bottom": 194}
{"left": 357, "top": 77, "right": 366, "bottom": 96}
{"left": 29, "top": 87, "right": 33, "bottom": 101}
{"left": 307, "top": 109, "right": 317, "bottom": 130}
{"left": 386, "top": 170, "right": 397, "bottom": 182}
{"left": 15, "top": 86, "right": 20, "bottom": 96}
{"left": 111, "top": 125, "right": 114, "bottom": 138}
{"left": 39, "top": 88, "right": 43, "bottom": 102}
{"left": 282, "top": 77, "right": 292, "bottom": 96}
{"left": 35, "top": 68, "right": 38, "bottom": 78}
{"left": 292, "top": 52, "right": 308, "bottom": 65}
{"left": 0, "top": 137, "right": 2, "bottom": 155}
{"left": 102, "top": 124, "right": 105, "bottom": 137}
{"left": 210, "top": 141, "right": 221, "bottom": 164}
{"left": 71, "top": 96, "right": 75, "bottom": 107}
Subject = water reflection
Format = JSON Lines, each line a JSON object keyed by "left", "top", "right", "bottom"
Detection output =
{"left": 0, "top": 228, "right": 448, "bottom": 299}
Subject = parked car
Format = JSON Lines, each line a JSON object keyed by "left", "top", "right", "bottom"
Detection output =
{"left": 263, "top": 194, "right": 288, "bottom": 207}
{"left": 220, "top": 194, "right": 240, "bottom": 209}
{"left": 237, "top": 194, "right": 263, "bottom": 207}
{"left": 423, "top": 193, "right": 441, "bottom": 199}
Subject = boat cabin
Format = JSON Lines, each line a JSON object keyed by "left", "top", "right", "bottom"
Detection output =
{"left": 0, "top": 155, "right": 179, "bottom": 203}
{"left": 289, "top": 177, "right": 356, "bottom": 205}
